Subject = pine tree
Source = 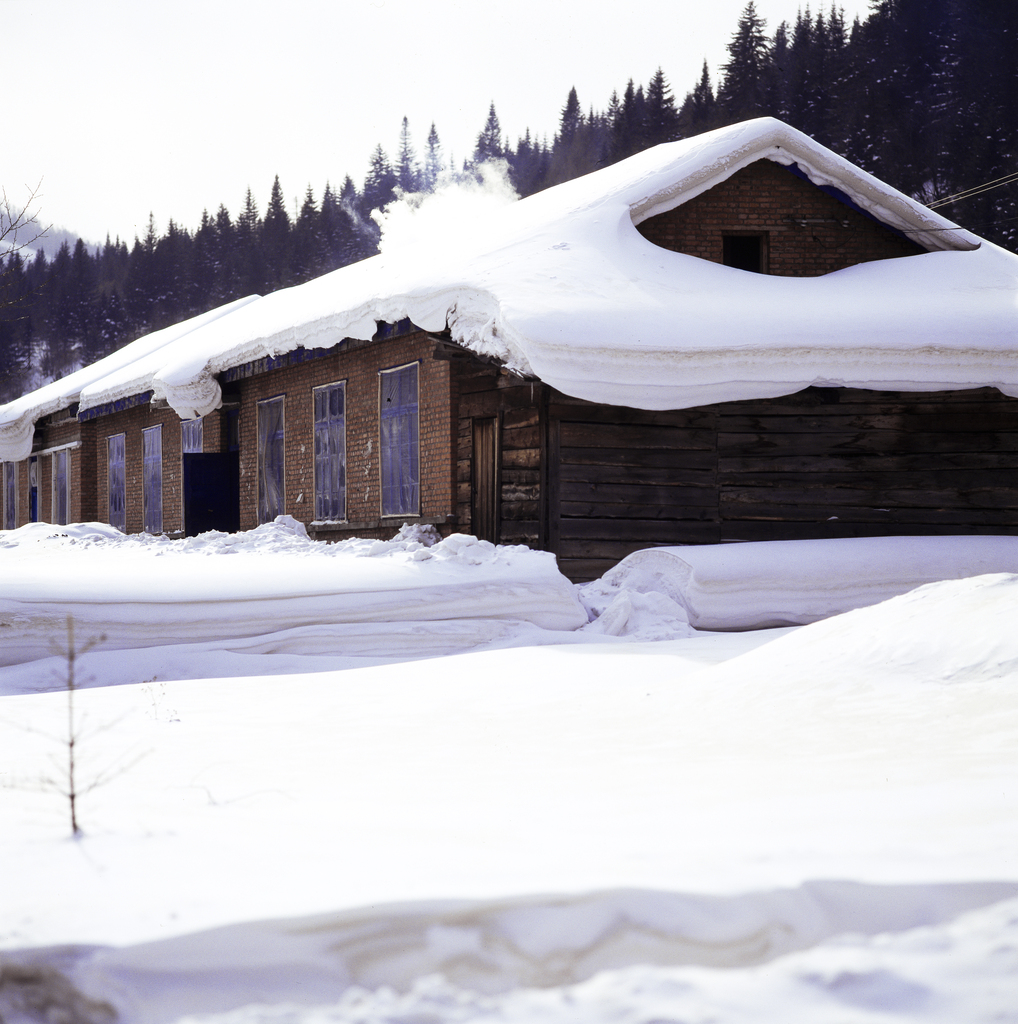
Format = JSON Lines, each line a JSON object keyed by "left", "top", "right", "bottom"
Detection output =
{"left": 601, "top": 91, "right": 622, "bottom": 164}
{"left": 95, "top": 287, "right": 127, "bottom": 362}
{"left": 547, "top": 87, "right": 595, "bottom": 185}
{"left": 423, "top": 122, "right": 443, "bottom": 190}
{"left": 644, "top": 68, "right": 681, "bottom": 146}
{"left": 125, "top": 217, "right": 158, "bottom": 335}
{"left": 784, "top": 8, "right": 815, "bottom": 132}
{"left": 191, "top": 209, "right": 217, "bottom": 310}
{"left": 474, "top": 102, "right": 504, "bottom": 163}
{"left": 608, "top": 79, "right": 645, "bottom": 161}
{"left": 396, "top": 116, "right": 420, "bottom": 192}
{"left": 717, "top": 1, "right": 771, "bottom": 123}
{"left": 362, "top": 144, "right": 397, "bottom": 217}
{"left": 236, "top": 188, "right": 266, "bottom": 294}
{"left": 67, "top": 237, "right": 98, "bottom": 360}
{"left": 0, "top": 251, "right": 33, "bottom": 399}
{"left": 213, "top": 203, "right": 241, "bottom": 300}
{"left": 687, "top": 60, "right": 717, "bottom": 133}
{"left": 262, "top": 175, "right": 292, "bottom": 290}
{"left": 42, "top": 241, "right": 76, "bottom": 377}
{"left": 510, "top": 129, "right": 550, "bottom": 196}
{"left": 291, "top": 185, "right": 323, "bottom": 282}
{"left": 557, "top": 87, "right": 583, "bottom": 149}
{"left": 153, "top": 219, "right": 191, "bottom": 326}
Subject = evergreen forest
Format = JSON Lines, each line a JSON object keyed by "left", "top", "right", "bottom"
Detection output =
{"left": 1, "top": 0, "right": 1016, "bottom": 403}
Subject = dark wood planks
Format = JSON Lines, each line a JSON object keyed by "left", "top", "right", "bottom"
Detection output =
{"left": 717, "top": 386, "right": 1018, "bottom": 543}
{"left": 454, "top": 366, "right": 1018, "bottom": 583}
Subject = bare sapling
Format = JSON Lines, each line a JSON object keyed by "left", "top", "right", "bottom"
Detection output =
{"left": 61, "top": 616, "right": 93, "bottom": 836}
{"left": 34, "top": 615, "right": 144, "bottom": 838}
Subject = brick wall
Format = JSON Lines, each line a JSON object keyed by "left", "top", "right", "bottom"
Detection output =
{"left": 6, "top": 412, "right": 87, "bottom": 527}
{"left": 234, "top": 332, "right": 456, "bottom": 538}
{"left": 7, "top": 333, "right": 456, "bottom": 539}
{"left": 636, "top": 159, "right": 925, "bottom": 275}
{"left": 91, "top": 403, "right": 190, "bottom": 534}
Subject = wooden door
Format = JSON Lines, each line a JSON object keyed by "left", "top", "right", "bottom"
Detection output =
{"left": 472, "top": 417, "right": 499, "bottom": 542}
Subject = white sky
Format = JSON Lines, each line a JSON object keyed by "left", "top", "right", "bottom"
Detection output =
{"left": 6, "top": 0, "right": 873, "bottom": 248}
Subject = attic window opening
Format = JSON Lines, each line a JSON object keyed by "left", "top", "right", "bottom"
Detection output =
{"left": 723, "top": 233, "right": 768, "bottom": 274}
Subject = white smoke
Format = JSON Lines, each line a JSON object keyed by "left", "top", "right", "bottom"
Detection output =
{"left": 373, "top": 160, "right": 519, "bottom": 256}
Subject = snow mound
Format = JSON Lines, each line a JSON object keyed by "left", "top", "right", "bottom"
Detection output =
{"left": 158, "top": 893, "right": 1018, "bottom": 1024}
{"left": 0, "top": 521, "right": 586, "bottom": 667}
{"left": 55, "top": 882, "right": 1018, "bottom": 1024}
{"left": 579, "top": 585, "right": 695, "bottom": 641}
{"left": 591, "top": 535, "right": 1018, "bottom": 630}
{"left": 712, "top": 571, "right": 1018, "bottom": 688}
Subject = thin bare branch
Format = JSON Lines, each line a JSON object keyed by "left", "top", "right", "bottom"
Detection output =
{"left": 0, "top": 180, "right": 50, "bottom": 261}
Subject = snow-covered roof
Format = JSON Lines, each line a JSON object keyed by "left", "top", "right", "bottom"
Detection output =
{"left": 0, "top": 296, "right": 259, "bottom": 461}
{"left": 2, "top": 117, "right": 1016, "bottom": 462}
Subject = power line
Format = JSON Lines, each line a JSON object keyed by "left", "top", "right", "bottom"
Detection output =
{"left": 928, "top": 170, "right": 1018, "bottom": 209}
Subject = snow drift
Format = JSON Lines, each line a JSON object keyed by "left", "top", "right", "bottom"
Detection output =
{"left": 0, "top": 518, "right": 587, "bottom": 667}
{"left": 584, "top": 534, "right": 1018, "bottom": 630}
{"left": 39, "top": 882, "right": 1015, "bottom": 1024}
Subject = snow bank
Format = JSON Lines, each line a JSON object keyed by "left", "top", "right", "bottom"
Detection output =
{"left": 0, "top": 518, "right": 586, "bottom": 667}
{"left": 585, "top": 534, "right": 1018, "bottom": 630}
{"left": 707, "top": 571, "right": 1018, "bottom": 688}
{"left": 3, "top": 572, "right": 1017, "bottom": 954}
{"left": 44, "top": 882, "right": 1014, "bottom": 1024}
{"left": 151, "top": 894, "right": 1018, "bottom": 1024}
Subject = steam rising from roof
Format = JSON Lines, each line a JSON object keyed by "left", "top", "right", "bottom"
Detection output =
{"left": 374, "top": 160, "right": 519, "bottom": 256}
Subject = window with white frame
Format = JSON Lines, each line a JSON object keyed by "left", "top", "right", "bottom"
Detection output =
{"left": 313, "top": 381, "right": 346, "bottom": 521}
{"left": 52, "top": 450, "right": 69, "bottom": 526}
{"left": 181, "top": 417, "right": 203, "bottom": 454}
{"left": 2, "top": 462, "right": 16, "bottom": 530}
{"left": 379, "top": 363, "right": 419, "bottom": 517}
{"left": 143, "top": 425, "right": 163, "bottom": 534}
{"left": 108, "top": 434, "right": 126, "bottom": 532}
{"left": 257, "top": 396, "right": 285, "bottom": 523}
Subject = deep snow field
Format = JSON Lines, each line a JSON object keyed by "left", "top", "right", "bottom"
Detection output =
{"left": 1, "top": 520, "right": 1017, "bottom": 1023}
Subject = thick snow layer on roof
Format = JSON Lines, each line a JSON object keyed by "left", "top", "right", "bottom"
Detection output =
{"left": 3, "top": 118, "right": 1016, "bottom": 443}
{"left": 0, "top": 296, "right": 258, "bottom": 461}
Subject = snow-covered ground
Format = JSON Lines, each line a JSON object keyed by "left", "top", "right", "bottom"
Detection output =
{"left": 1, "top": 522, "right": 1017, "bottom": 1023}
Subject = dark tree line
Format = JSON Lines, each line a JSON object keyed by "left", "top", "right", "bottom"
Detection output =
{"left": 2, "top": 0, "right": 1016, "bottom": 402}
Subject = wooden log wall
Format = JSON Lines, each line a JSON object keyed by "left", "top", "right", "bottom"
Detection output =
{"left": 452, "top": 356, "right": 1018, "bottom": 584}
{"left": 716, "top": 386, "right": 1018, "bottom": 541}
{"left": 551, "top": 385, "right": 1018, "bottom": 582}
{"left": 550, "top": 393, "right": 721, "bottom": 581}
{"left": 454, "top": 363, "right": 546, "bottom": 549}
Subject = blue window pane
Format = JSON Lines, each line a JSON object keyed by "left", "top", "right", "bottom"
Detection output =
{"left": 143, "top": 426, "right": 162, "bottom": 534}
{"left": 258, "top": 397, "right": 285, "bottom": 523}
{"left": 181, "top": 418, "right": 203, "bottom": 454}
{"left": 314, "top": 382, "right": 346, "bottom": 521}
{"left": 379, "top": 364, "right": 419, "bottom": 516}
{"left": 3, "top": 463, "right": 16, "bottom": 530}
{"left": 53, "top": 450, "right": 68, "bottom": 526}
{"left": 108, "top": 435, "right": 126, "bottom": 532}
